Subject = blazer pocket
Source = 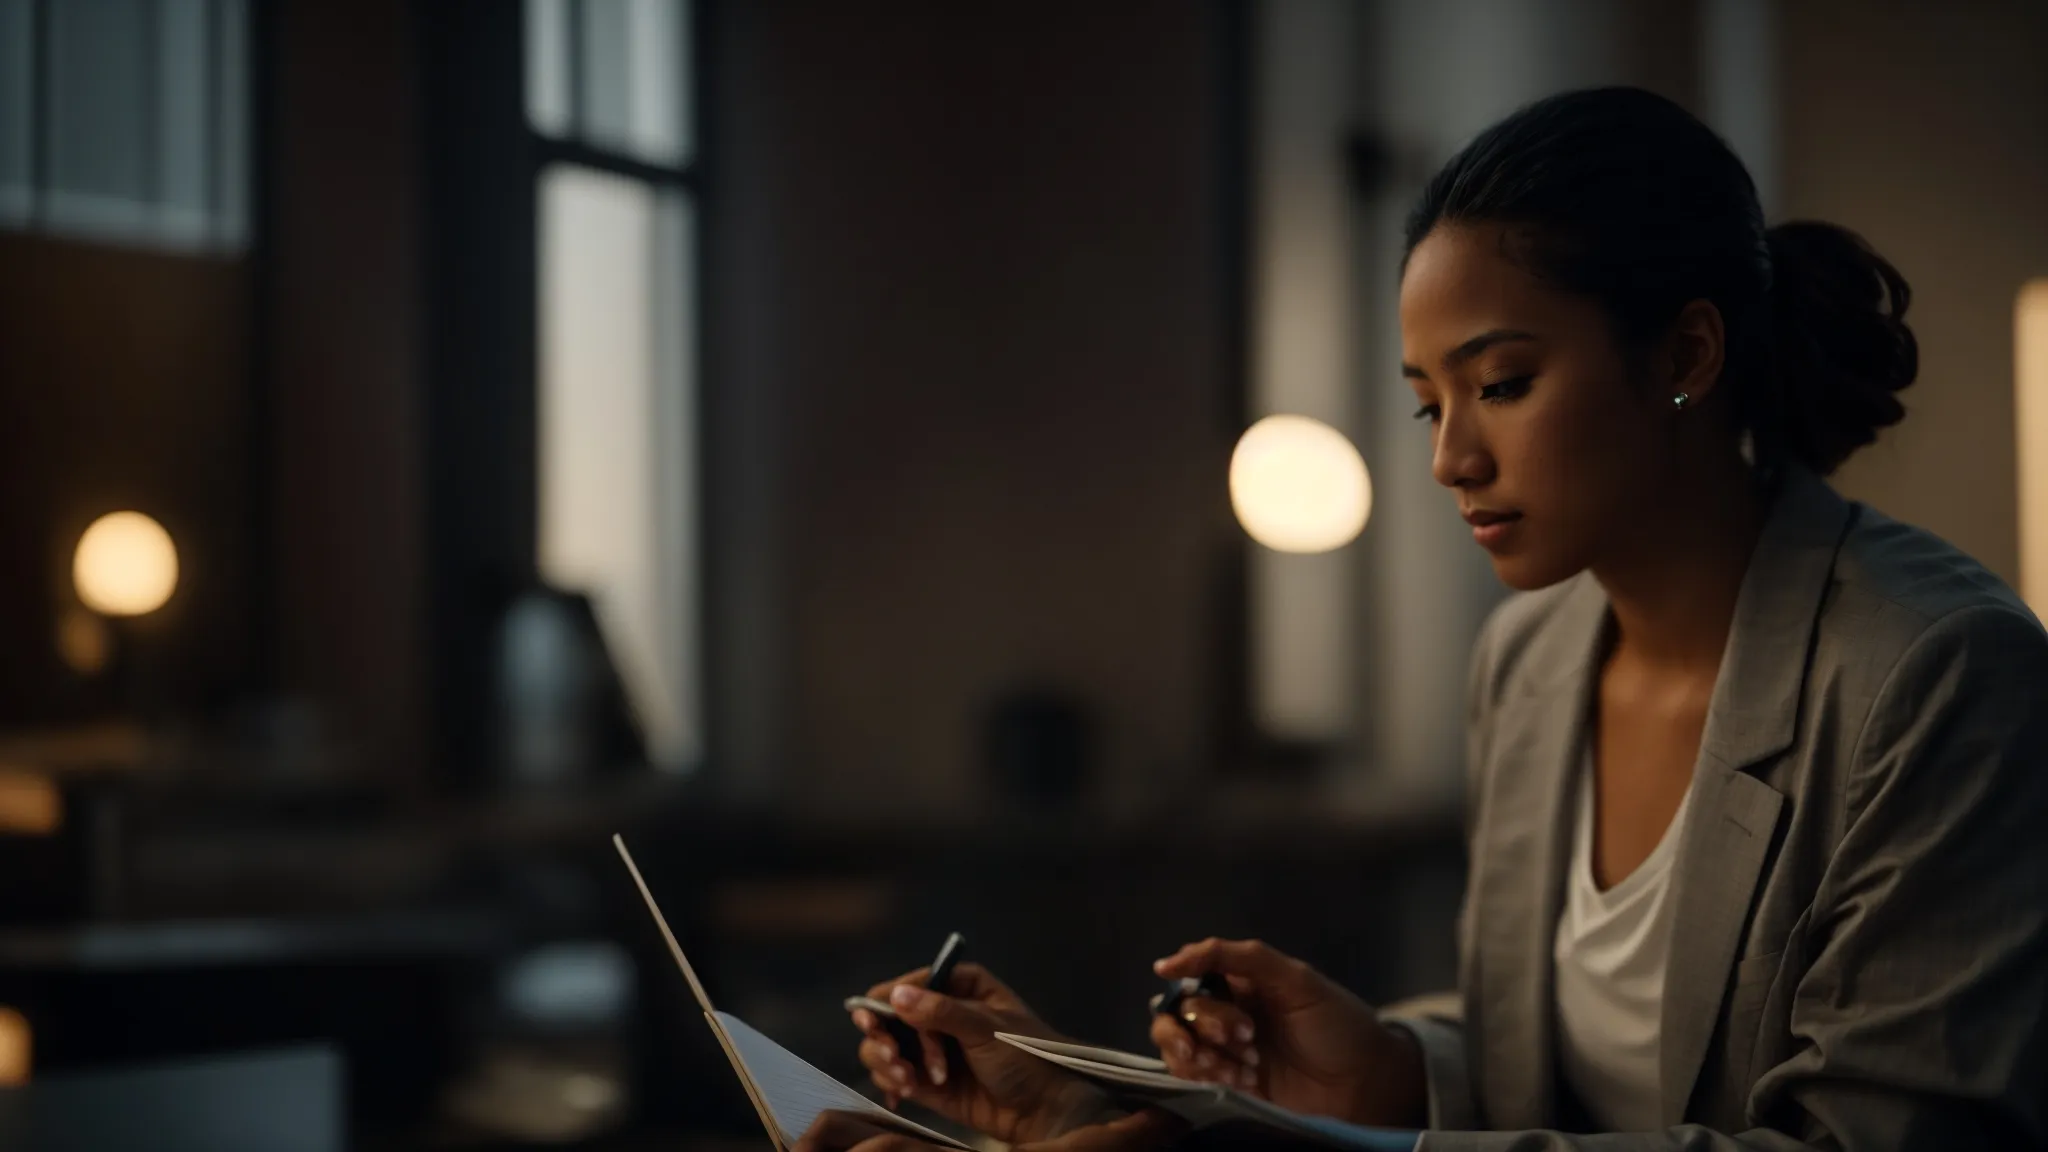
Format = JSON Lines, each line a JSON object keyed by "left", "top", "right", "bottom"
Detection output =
{"left": 1726, "top": 949, "right": 1786, "bottom": 1092}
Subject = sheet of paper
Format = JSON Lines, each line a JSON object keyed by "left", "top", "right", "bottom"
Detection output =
{"left": 716, "top": 1012, "right": 970, "bottom": 1150}
{"left": 995, "top": 1033, "right": 1194, "bottom": 1091}
{"left": 998, "top": 1034, "right": 1171, "bottom": 1073}
{"left": 995, "top": 1032, "right": 1420, "bottom": 1152}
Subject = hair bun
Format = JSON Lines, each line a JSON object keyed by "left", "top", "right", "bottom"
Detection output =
{"left": 1764, "top": 221, "right": 1918, "bottom": 474}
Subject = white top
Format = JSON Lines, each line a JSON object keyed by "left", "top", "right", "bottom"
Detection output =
{"left": 1552, "top": 756, "right": 1693, "bottom": 1132}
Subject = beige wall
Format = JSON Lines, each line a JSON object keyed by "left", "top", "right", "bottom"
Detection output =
{"left": 1780, "top": 0, "right": 2048, "bottom": 584}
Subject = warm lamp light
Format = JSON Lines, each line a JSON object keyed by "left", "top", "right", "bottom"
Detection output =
{"left": 0, "top": 770, "right": 61, "bottom": 836}
{"left": 1229, "top": 414, "right": 1372, "bottom": 553}
{"left": 2018, "top": 280, "right": 2048, "bottom": 616}
{"left": 73, "top": 511, "right": 179, "bottom": 617}
{"left": 0, "top": 1005, "right": 28, "bottom": 1087}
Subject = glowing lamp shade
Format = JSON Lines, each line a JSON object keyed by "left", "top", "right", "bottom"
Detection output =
{"left": 0, "top": 1005, "right": 26, "bottom": 1086}
{"left": 2020, "top": 280, "right": 2048, "bottom": 615}
{"left": 1229, "top": 415, "right": 1372, "bottom": 553}
{"left": 73, "top": 512, "right": 179, "bottom": 617}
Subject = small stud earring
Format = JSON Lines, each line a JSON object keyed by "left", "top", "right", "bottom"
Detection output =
{"left": 1672, "top": 392, "right": 1691, "bottom": 411}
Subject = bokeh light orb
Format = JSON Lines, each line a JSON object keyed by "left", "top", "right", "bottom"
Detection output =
{"left": 1229, "top": 415, "right": 1371, "bottom": 553}
{"left": 73, "top": 511, "right": 179, "bottom": 617}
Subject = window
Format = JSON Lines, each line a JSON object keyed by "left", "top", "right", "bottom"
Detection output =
{"left": 525, "top": 0, "right": 700, "bottom": 772}
{"left": 0, "top": 0, "right": 248, "bottom": 252}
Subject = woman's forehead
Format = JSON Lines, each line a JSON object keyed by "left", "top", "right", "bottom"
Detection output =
{"left": 1400, "top": 224, "right": 1595, "bottom": 356}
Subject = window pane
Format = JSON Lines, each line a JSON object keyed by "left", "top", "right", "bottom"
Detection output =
{"left": 47, "top": 0, "right": 153, "bottom": 236}
{"left": 215, "top": 0, "right": 247, "bottom": 247}
{"left": 626, "top": 0, "right": 690, "bottom": 165}
{"left": 524, "top": 0, "right": 571, "bottom": 138}
{"left": 570, "top": 0, "right": 689, "bottom": 166}
{"left": 0, "top": 0, "right": 29, "bottom": 223}
{"left": 537, "top": 165, "right": 700, "bottom": 772}
{"left": 577, "top": 0, "right": 633, "bottom": 152}
{"left": 157, "top": 0, "right": 210, "bottom": 243}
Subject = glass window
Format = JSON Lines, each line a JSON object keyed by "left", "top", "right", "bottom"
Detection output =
{"left": 3, "top": 0, "right": 247, "bottom": 251}
{"left": 0, "top": 0, "right": 30, "bottom": 224}
{"left": 526, "top": 0, "right": 691, "bottom": 167}
{"left": 48, "top": 0, "right": 155, "bottom": 235}
{"left": 536, "top": 165, "right": 700, "bottom": 772}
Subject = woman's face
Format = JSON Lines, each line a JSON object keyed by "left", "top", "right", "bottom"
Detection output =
{"left": 1398, "top": 222, "right": 1678, "bottom": 591}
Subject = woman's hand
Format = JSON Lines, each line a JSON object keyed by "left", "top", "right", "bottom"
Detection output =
{"left": 795, "top": 1109, "right": 1183, "bottom": 1152}
{"left": 1149, "top": 938, "right": 1427, "bottom": 1128}
{"left": 848, "top": 962, "right": 1108, "bottom": 1144}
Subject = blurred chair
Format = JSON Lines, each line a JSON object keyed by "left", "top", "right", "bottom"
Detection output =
{"left": 0, "top": 1044, "right": 341, "bottom": 1152}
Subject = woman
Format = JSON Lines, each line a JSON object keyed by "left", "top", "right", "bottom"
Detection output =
{"left": 805, "top": 86, "right": 2048, "bottom": 1152}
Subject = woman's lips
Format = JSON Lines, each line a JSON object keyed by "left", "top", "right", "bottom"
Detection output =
{"left": 1464, "top": 509, "right": 1523, "bottom": 549}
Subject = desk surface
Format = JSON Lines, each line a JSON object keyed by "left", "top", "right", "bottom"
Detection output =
{"left": 0, "top": 908, "right": 507, "bottom": 971}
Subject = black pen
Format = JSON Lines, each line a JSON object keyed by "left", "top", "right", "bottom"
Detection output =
{"left": 925, "top": 930, "right": 965, "bottom": 998}
{"left": 846, "top": 931, "right": 967, "bottom": 1081}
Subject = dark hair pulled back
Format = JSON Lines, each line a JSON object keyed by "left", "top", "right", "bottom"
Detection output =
{"left": 1404, "top": 86, "right": 1917, "bottom": 476}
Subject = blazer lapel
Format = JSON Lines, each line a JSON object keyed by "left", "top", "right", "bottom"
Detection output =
{"left": 1473, "top": 575, "right": 1608, "bottom": 1129}
{"left": 1658, "top": 468, "right": 1855, "bottom": 1122}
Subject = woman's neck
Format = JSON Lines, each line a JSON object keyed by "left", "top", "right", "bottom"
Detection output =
{"left": 1593, "top": 457, "right": 1769, "bottom": 672}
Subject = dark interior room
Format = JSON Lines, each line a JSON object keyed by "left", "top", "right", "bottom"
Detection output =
{"left": 2, "top": 1, "right": 2045, "bottom": 1150}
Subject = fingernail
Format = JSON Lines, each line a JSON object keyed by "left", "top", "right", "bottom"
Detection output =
{"left": 893, "top": 1064, "right": 914, "bottom": 1086}
{"left": 1153, "top": 958, "right": 1169, "bottom": 973}
{"left": 1234, "top": 1022, "right": 1254, "bottom": 1044}
{"left": 890, "top": 985, "right": 925, "bottom": 1009}
{"left": 929, "top": 1063, "right": 947, "bottom": 1086}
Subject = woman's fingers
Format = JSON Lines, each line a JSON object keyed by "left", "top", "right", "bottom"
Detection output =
{"left": 868, "top": 967, "right": 930, "bottom": 1002}
{"left": 1177, "top": 998, "right": 1257, "bottom": 1050}
{"left": 860, "top": 1036, "right": 918, "bottom": 1092}
{"left": 1149, "top": 1016, "right": 1193, "bottom": 1063}
{"left": 1153, "top": 938, "right": 1298, "bottom": 986}
{"left": 867, "top": 1069, "right": 903, "bottom": 1111}
{"left": 1147, "top": 1016, "right": 1256, "bottom": 1089}
{"left": 916, "top": 1028, "right": 949, "bottom": 1086}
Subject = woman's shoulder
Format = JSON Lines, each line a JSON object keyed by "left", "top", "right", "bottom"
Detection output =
{"left": 1823, "top": 503, "right": 2047, "bottom": 676}
{"left": 1803, "top": 505, "right": 2048, "bottom": 781}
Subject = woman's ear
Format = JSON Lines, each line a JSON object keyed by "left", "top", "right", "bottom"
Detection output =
{"left": 1661, "top": 299, "right": 1727, "bottom": 405}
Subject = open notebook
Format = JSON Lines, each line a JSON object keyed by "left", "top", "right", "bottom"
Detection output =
{"left": 993, "top": 1034, "right": 1419, "bottom": 1152}
{"left": 613, "top": 836, "right": 971, "bottom": 1152}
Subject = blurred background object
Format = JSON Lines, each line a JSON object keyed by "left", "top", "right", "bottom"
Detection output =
{"left": 0, "top": 0, "right": 2044, "bottom": 1147}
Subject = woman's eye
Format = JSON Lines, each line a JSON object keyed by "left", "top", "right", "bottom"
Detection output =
{"left": 1479, "top": 375, "right": 1534, "bottom": 403}
{"left": 1412, "top": 404, "right": 1441, "bottom": 424}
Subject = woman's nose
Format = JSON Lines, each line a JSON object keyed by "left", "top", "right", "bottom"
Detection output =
{"left": 1430, "top": 407, "right": 1494, "bottom": 490}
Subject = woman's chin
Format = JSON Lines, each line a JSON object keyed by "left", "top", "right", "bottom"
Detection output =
{"left": 1488, "top": 551, "right": 1581, "bottom": 593}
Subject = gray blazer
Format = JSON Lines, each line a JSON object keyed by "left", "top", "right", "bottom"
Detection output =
{"left": 1395, "top": 468, "right": 2048, "bottom": 1151}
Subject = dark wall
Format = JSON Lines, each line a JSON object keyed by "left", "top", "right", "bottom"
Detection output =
{"left": 4, "top": 0, "right": 1242, "bottom": 820}
{"left": 0, "top": 233, "right": 253, "bottom": 725}
{"left": 0, "top": 0, "right": 424, "bottom": 782}
{"left": 264, "top": 0, "right": 427, "bottom": 789}
{"left": 711, "top": 1, "right": 1243, "bottom": 820}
